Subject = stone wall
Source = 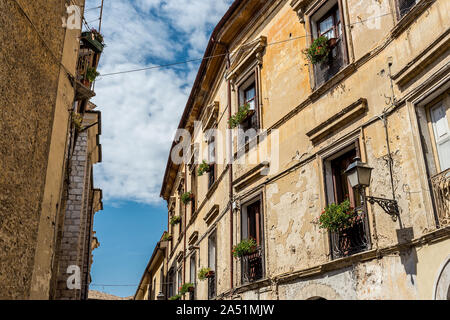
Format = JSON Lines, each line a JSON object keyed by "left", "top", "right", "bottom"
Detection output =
{"left": 55, "top": 131, "right": 90, "bottom": 300}
{"left": 0, "top": 0, "right": 79, "bottom": 300}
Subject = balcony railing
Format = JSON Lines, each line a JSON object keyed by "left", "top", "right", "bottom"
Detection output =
{"left": 207, "top": 275, "right": 216, "bottom": 300}
{"left": 330, "top": 208, "right": 370, "bottom": 259}
{"left": 241, "top": 246, "right": 263, "bottom": 284}
{"left": 77, "top": 50, "right": 96, "bottom": 89}
{"left": 313, "top": 36, "right": 345, "bottom": 88}
{"left": 431, "top": 168, "right": 450, "bottom": 228}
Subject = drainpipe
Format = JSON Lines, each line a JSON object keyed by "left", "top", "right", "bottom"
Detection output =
{"left": 226, "top": 51, "right": 234, "bottom": 292}
{"left": 184, "top": 164, "right": 187, "bottom": 287}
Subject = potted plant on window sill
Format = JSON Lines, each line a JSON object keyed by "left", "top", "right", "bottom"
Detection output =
{"left": 198, "top": 267, "right": 214, "bottom": 281}
{"left": 170, "top": 215, "right": 181, "bottom": 226}
{"left": 197, "top": 160, "right": 211, "bottom": 176}
{"left": 181, "top": 191, "right": 194, "bottom": 205}
{"left": 232, "top": 238, "right": 257, "bottom": 259}
{"left": 162, "top": 233, "right": 173, "bottom": 242}
{"left": 315, "top": 199, "right": 358, "bottom": 233}
{"left": 228, "top": 103, "right": 254, "bottom": 129}
{"left": 327, "top": 37, "right": 339, "bottom": 49}
{"left": 169, "top": 294, "right": 182, "bottom": 301}
{"left": 303, "top": 35, "right": 331, "bottom": 65}
{"left": 179, "top": 283, "right": 195, "bottom": 295}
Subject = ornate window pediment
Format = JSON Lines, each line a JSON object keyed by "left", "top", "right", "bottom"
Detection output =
{"left": 290, "top": 0, "right": 316, "bottom": 23}
{"left": 200, "top": 101, "right": 219, "bottom": 133}
{"left": 226, "top": 36, "right": 267, "bottom": 82}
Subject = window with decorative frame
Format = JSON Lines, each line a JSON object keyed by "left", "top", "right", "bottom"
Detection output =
{"left": 323, "top": 141, "right": 371, "bottom": 259}
{"left": 207, "top": 135, "right": 217, "bottom": 190}
{"left": 308, "top": 0, "right": 349, "bottom": 88}
{"left": 240, "top": 195, "right": 264, "bottom": 284}
{"left": 417, "top": 92, "right": 450, "bottom": 228}
{"left": 207, "top": 231, "right": 216, "bottom": 300}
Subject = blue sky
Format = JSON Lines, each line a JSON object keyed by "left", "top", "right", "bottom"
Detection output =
{"left": 83, "top": 0, "right": 233, "bottom": 297}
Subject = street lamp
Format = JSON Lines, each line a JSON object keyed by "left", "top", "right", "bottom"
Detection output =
{"left": 345, "top": 157, "right": 399, "bottom": 221}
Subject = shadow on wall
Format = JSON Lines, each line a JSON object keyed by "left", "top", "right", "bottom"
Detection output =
{"left": 397, "top": 227, "right": 418, "bottom": 286}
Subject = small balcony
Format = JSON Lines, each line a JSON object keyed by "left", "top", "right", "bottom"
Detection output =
{"left": 313, "top": 36, "right": 345, "bottom": 88}
{"left": 431, "top": 168, "right": 450, "bottom": 228}
{"left": 241, "top": 246, "right": 263, "bottom": 284}
{"left": 81, "top": 31, "right": 105, "bottom": 53}
{"left": 330, "top": 209, "right": 370, "bottom": 259}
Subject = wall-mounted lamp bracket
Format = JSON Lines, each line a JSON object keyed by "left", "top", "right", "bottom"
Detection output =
{"left": 366, "top": 196, "right": 399, "bottom": 221}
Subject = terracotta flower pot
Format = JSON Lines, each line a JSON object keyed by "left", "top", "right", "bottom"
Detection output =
{"left": 327, "top": 37, "right": 338, "bottom": 49}
{"left": 205, "top": 270, "right": 215, "bottom": 278}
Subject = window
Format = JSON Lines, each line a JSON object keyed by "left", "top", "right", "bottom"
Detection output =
{"left": 430, "top": 102, "right": 450, "bottom": 172}
{"left": 324, "top": 143, "right": 371, "bottom": 259}
{"left": 160, "top": 266, "right": 164, "bottom": 296}
{"left": 397, "top": 0, "right": 418, "bottom": 19}
{"left": 238, "top": 75, "right": 259, "bottom": 135}
{"left": 189, "top": 254, "right": 196, "bottom": 300}
{"left": 317, "top": 6, "right": 341, "bottom": 39}
{"left": 208, "top": 232, "right": 216, "bottom": 300}
{"left": 425, "top": 95, "right": 450, "bottom": 228}
{"left": 177, "top": 268, "right": 182, "bottom": 295}
{"left": 310, "top": 1, "right": 347, "bottom": 88}
{"left": 167, "top": 269, "right": 174, "bottom": 298}
{"left": 240, "top": 197, "right": 264, "bottom": 283}
{"left": 152, "top": 278, "right": 156, "bottom": 300}
{"left": 190, "top": 167, "right": 197, "bottom": 218}
{"left": 208, "top": 136, "right": 216, "bottom": 189}
{"left": 178, "top": 185, "right": 184, "bottom": 238}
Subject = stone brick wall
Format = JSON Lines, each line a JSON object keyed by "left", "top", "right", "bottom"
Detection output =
{"left": 55, "top": 132, "right": 91, "bottom": 300}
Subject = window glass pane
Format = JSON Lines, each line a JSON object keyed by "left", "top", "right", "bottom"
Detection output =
{"left": 431, "top": 103, "right": 450, "bottom": 171}
{"left": 319, "top": 16, "right": 333, "bottom": 35}
{"left": 245, "top": 86, "right": 255, "bottom": 110}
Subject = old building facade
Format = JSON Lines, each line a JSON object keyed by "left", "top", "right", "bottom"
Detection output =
{"left": 0, "top": 0, "right": 103, "bottom": 299}
{"left": 138, "top": 0, "right": 450, "bottom": 300}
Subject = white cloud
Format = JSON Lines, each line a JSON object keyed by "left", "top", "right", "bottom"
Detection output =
{"left": 83, "top": 0, "right": 232, "bottom": 204}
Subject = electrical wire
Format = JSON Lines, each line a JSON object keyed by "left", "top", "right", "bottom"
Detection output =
{"left": 97, "top": 0, "right": 436, "bottom": 77}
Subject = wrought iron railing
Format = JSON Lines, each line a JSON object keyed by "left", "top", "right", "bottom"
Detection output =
{"left": 313, "top": 36, "right": 345, "bottom": 88}
{"left": 76, "top": 50, "right": 95, "bottom": 88}
{"left": 207, "top": 275, "right": 216, "bottom": 300}
{"left": 330, "top": 208, "right": 370, "bottom": 259}
{"left": 241, "top": 246, "right": 263, "bottom": 284}
{"left": 431, "top": 168, "right": 450, "bottom": 228}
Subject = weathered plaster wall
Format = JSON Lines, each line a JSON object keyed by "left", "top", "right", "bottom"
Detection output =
{"left": 158, "top": 0, "right": 450, "bottom": 301}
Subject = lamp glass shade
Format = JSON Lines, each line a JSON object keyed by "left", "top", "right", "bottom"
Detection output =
{"left": 345, "top": 157, "right": 373, "bottom": 188}
{"left": 357, "top": 166, "right": 372, "bottom": 187}
{"left": 347, "top": 168, "right": 359, "bottom": 189}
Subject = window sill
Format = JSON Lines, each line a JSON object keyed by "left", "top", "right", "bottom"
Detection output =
{"left": 391, "top": 0, "right": 435, "bottom": 38}
{"left": 310, "top": 62, "right": 357, "bottom": 102}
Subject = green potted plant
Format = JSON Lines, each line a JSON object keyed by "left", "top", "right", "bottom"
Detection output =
{"left": 303, "top": 35, "right": 331, "bottom": 65}
{"left": 232, "top": 238, "right": 257, "bottom": 258}
{"left": 179, "top": 283, "right": 195, "bottom": 295}
{"left": 198, "top": 267, "right": 214, "bottom": 281}
{"left": 228, "top": 103, "right": 253, "bottom": 129}
{"left": 71, "top": 112, "right": 83, "bottom": 132}
{"left": 181, "top": 191, "right": 194, "bottom": 205}
{"left": 169, "top": 294, "right": 182, "bottom": 301}
{"left": 170, "top": 215, "right": 181, "bottom": 226}
{"left": 197, "top": 160, "right": 211, "bottom": 176}
{"left": 162, "top": 233, "right": 173, "bottom": 242}
{"left": 85, "top": 67, "right": 100, "bottom": 83}
{"left": 316, "top": 199, "right": 358, "bottom": 233}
